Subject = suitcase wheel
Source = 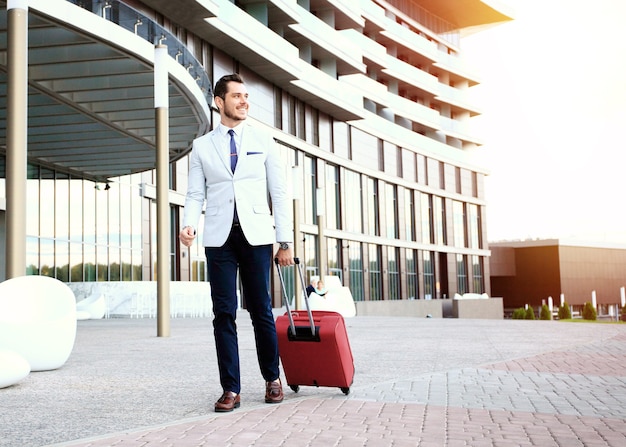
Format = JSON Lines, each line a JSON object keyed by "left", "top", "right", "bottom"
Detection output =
{"left": 290, "top": 385, "right": 300, "bottom": 393}
{"left": 341, "top": 387, "right": 350, "bottom": 395}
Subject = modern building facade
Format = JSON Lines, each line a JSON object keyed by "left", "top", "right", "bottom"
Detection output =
{"left": 490, "top": 239, "right": 626, "bottom": 317}
{"left": 0, "top": 0, "right": 513, "bottom": 308}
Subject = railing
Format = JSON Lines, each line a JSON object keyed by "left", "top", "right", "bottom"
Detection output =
{"left": 380, "top": 0, "right": 460, "bottom": 47}
{"left": 65, "top": 0, "right": 212, "bottom": 100}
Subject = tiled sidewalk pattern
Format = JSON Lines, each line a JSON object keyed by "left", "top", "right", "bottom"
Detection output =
{"left": 57, "top": 323, "right": 626, "bottom": 447}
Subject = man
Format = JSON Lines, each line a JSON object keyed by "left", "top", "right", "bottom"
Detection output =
{"left": 179, "top": 73, "right": 294, "bottom": 412}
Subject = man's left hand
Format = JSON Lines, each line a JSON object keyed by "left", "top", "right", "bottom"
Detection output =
{"left": 274, "top": 246, "right": 294, "bottom": 266}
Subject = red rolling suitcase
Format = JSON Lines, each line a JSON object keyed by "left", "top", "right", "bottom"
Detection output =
{"left": 275, "top": 258, "right": 354, "bottom": 395}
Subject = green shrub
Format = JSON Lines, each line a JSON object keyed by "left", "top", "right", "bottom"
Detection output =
{"left": 558, "top": 302, "right": 572, "bottom": 320}
{"left": 582, "top": 302, "right": 597, "bottom": 320}
{"left": 512, "top": 308, "right": 526, "bottom": 319}
{"left": 525, "top": 307, "right": 535, "bottom": 320}
{"left": 540, "top": 304, "right": 552, "bottom": 320}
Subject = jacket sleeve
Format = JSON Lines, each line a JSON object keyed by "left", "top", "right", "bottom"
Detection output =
{"left": 182, "top": 140, "right": 206, "bottom": 230}
{"left": 266, "top": 136, "right": 293, "bottom": 243}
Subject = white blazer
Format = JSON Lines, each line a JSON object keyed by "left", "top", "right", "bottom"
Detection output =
{"left": 183, "top": 122, "right": 293, "bottom": 247}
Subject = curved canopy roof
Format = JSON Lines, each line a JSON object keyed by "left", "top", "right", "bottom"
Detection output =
{"left": 0, "top": 0, "right": 211, "bottom": 182}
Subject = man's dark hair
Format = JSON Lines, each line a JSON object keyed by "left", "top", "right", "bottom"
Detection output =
{"left": 214, "top": 73, "right": 244, "bottom": 100}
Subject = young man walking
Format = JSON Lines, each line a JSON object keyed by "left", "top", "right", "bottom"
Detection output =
{"left": 179, "top": 73, "right": 294, "bottom": 412}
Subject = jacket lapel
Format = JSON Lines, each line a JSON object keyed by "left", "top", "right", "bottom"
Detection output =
{"left": 209, "top": 131, "right": 232, "bottom": 175}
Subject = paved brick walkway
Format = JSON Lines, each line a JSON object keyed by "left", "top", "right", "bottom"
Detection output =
{"left": 1, "top": 316, "right": 625, "bottom": 447}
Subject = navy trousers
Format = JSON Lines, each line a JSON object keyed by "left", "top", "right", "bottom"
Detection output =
{"left": 205, "top": 225, "right": 279, "bottom": 394}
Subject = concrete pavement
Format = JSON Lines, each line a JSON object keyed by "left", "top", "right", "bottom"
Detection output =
{"left": 1, "top": 313, "right": 625, "bottom": 446}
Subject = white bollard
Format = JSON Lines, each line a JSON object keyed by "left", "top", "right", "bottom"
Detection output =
{"left": 592, "top": 290, "right": 597, "bottom": 309}
{"left": 548, "top": 296, "right": 553, "bottom": 312}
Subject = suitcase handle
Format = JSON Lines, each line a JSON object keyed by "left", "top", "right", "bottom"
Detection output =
{"left": 274, "top": 257, "right": 316, "bottom": 337}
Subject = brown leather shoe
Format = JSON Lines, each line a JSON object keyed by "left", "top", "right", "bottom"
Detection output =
{"left": 265, "top": 379, "right": 284, "bottom": 403}
{"left": 215, "top": 391, "right": 240, "bottom": 412}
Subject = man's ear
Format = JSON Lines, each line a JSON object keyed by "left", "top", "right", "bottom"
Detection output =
{"left": 214, "top": 95, "right": 223, "bottom": 111}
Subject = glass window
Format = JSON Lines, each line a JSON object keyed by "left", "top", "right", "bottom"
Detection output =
{"left": 304, "top": 233, "right": 318, "bottom": 279}
{"left": 107, "top": 182, "right": 120, "bottom": 248}
{"left": 84, "top": 243, "right": 97, "bottom": 282}
{"left": 406, "top": 249, "right": 418, "bottom": 300}
{"left": 304, "top": 155, "right": 317, "bottom": 225}
{"left": 452, "top": 200, "right": 466, "bottom": 248}
{"left": 327, "top": 237, "right": 341, "bottom": 280}
{"left": 40, "top": 179, "right": 55, "bottom": 239}
{"left": 119, "top": 180, "right": 132, "bottom": 249}
{"left": 132, "top": 248, "right": 143, "bottom": 281}
{"left": 96, "top": 184, "right": 108, "bottom": 246}
{"left": 97, "top": 245, "right": 108, "bottom": 281}
{"left": 457, "top": 254, "right": 468, "bottom": 295}
{"left": 434, "top": 196, "right": 446, "bottom": 245}
{"left": 348, "top": 242, "right": 364, "bottom": 301}
{"left": 121, "top": 248, "right": 132, "bottom": 281}
{"left": 26, "top": 178, "right": 39, "bottom": 237}
{"left": 26, "top": 236, "right": 39, "bottom": 276}
{"left": 131, "top": 179, "right": 142, "bottom": 251}
{"left": 472, "top": 255, "right": 484, "bottom": 293}
{"left": 109, "top": 246, "right": 120, "bottom": 281}
{"left": 53, "top": 176, "right": 68, "bottom": 242}
{"left": 368, "top": 244, "right": 381, "bottom": 301}
{"left": 51, "top": 242, "right": 64, "bottom": 278}
{"left": 423, "top": 251, "right": 434, "bottom": 300}
{"left": 40, "top": 238, "right": 54, "bottom": 278}
{"left": 404, "top": 188, "right": 415, "bottom": 241}
{"left": 325, "top": 164, "right": 340, "bottom": 230}
{"left": 387, "top": 246, "right": 400, "bottom": 300}
{"left": 83, "top": 180, "right": 96, "bottom": 245}
{"left": 366, "top": 177, "right": 380, "bottom": 236}
{"left": 420, "top": 193, "right": 433, "bottom": 244}
{"left": 343, "top": 170, "right": 362, "bottom": 233}
{"left": 385, "top": 183, "right": 398, "bottom": 239}
{"left": 69, "top": 179, "right": 83, "bottom": 244}
{"left": 468, "top": 204, "right": 481, "bottom": 249}
{"left": 70, "top": 241, "right": 83, "bottom": 282}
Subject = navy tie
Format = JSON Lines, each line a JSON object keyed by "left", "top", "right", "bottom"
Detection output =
{"left": 228, "top": 129, "right": 237, "bottom": 172}
{"left": 228, "top": 129, "right": 239, "bottom": 223}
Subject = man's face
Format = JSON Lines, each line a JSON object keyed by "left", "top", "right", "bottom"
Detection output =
{"left": 218, "top": 81, "right": 249, "bottom": 126}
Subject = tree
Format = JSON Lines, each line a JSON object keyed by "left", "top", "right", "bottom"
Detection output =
{"left": 582, "top": 302, "right": 597, "bottom": 321}
{"left": 525, "top": 307, "right": 535, "bottom": 320}
{"left": 558, "top": 302, "right": 572, "bottom": 320}
{"left": 540, "top": 304, "right": 552, "bottom": 320}
{"left": 512, "top": 308, "right": 526, "bottom": 319}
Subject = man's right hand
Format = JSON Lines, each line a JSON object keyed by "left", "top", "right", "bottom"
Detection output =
{"left": 179, "top": 226, "right": 196, "bottom": 247}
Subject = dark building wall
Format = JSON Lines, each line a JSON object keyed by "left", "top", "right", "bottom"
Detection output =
{"left": 559, "top": 246, "right": 626, "bottom": 305}
{"left": 490, "top": 245, "right": 561, "bottom": 308}
{"left": 490, "top": 242, "right": 626, "bottom": 310}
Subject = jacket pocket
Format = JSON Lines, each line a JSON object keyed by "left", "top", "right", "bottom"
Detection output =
{"left": 205, "top": 206, "right": 219, "bottom": 216}
{"left": 253, "top": 204, "right": 271, "bottom": 215}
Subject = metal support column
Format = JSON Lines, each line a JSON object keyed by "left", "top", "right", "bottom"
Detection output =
{"left": 5, "top": 0, "right": 28, "bottom": 279}
{"left": 154, "top": 44, "right": 170, "bottom": 336}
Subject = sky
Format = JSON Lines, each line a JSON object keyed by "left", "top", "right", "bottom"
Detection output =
{"left": 461, "top": 0, "right": 626, "bottom": 244}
